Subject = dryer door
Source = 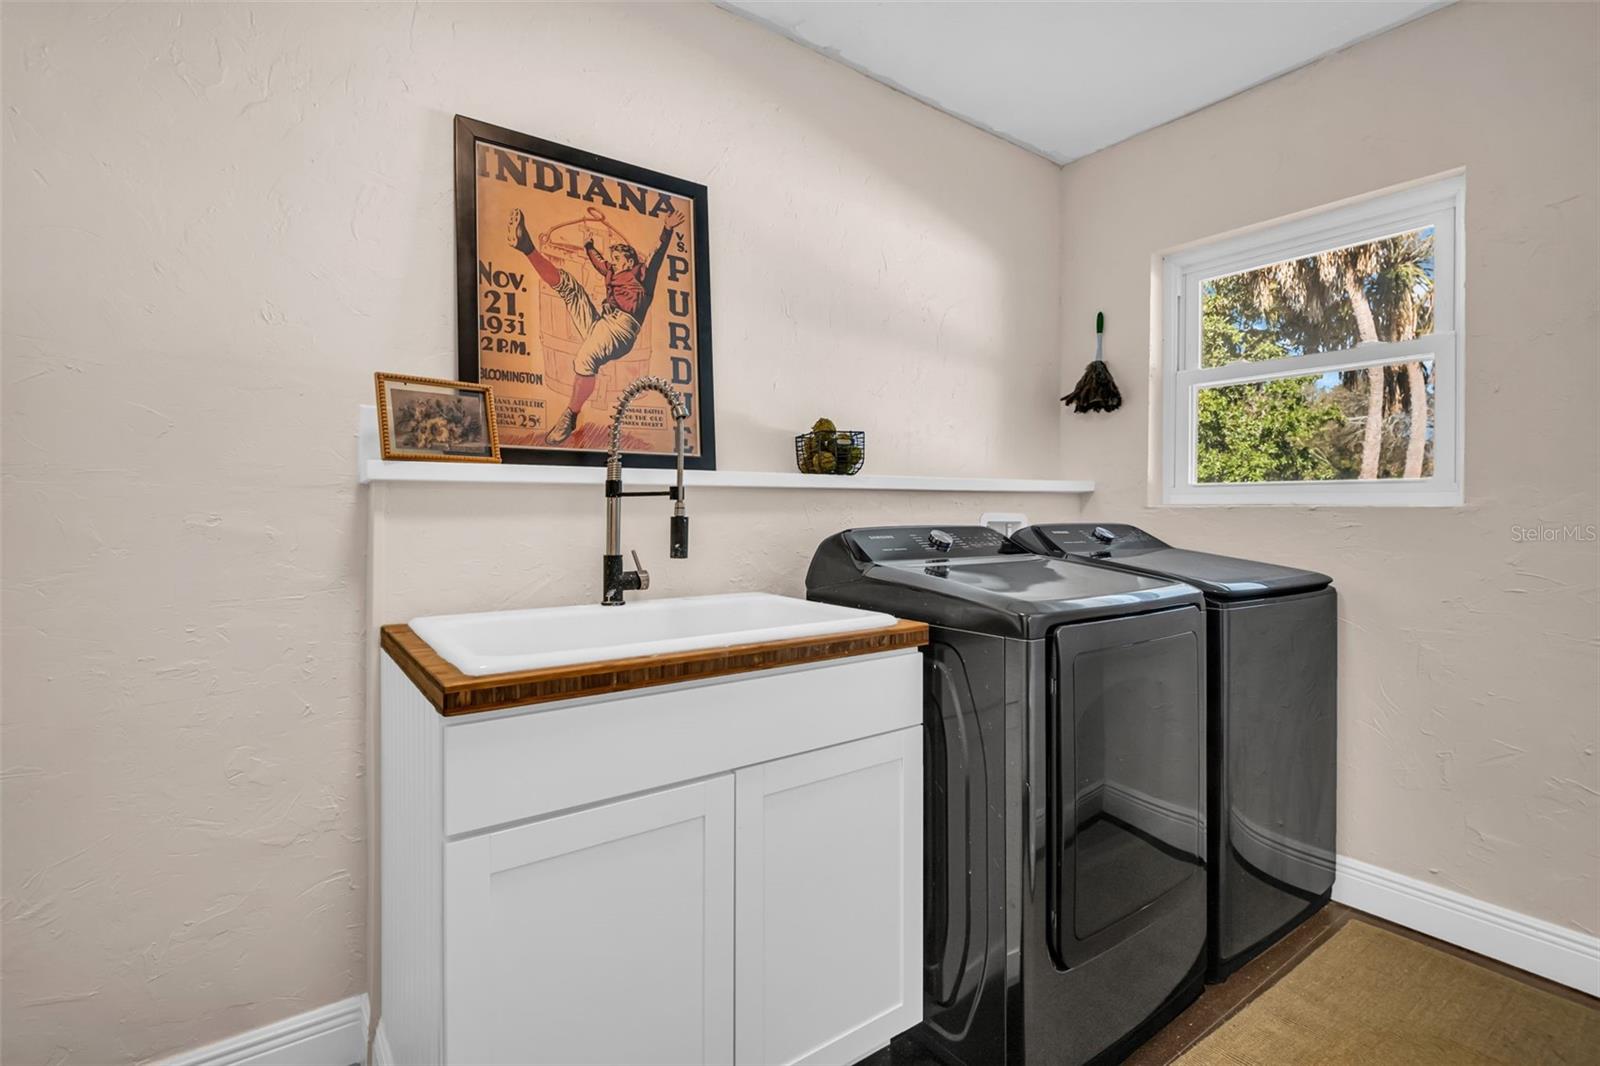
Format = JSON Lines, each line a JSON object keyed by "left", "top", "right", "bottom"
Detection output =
{"left": 1049, "top": 606, "right": 1206, "bottom": 969}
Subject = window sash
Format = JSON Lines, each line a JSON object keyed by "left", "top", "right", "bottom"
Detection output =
{"left": 1176, "top": 339, "right": 1454, "bottom": 489}
{"left": 1169, "top": 339, "right": 1460, "bottom": 503}
{"left": 1172, "top": 179, "right": 1461, "bottom": 375}
{"left": 1160, "top": 174, "right": 1464, "bottom": 507}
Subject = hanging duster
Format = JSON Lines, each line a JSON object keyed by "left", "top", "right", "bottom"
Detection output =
{"left": 1061, "top": 311, "right": 1122, "bottom": 413}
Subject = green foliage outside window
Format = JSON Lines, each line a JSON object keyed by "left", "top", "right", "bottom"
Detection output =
{"left": 1194, "top": 230, "right": 1436, "bottom": 484}
{"left": 1197, "top": 276, "right": 1343, "bottom": 484}
{"left": 1196, "top": 378, "right": 1343, "bottom": 484}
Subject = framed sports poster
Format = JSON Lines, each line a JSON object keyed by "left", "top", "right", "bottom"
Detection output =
{"left": 454, "top": 115, "right": 716, "bottom": 468}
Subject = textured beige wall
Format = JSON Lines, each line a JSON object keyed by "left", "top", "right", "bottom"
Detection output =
{"left": 1057, "top": 1, "right": 1598, "bottom": 933}
{"left": 0, "top": 2, "right": 1062, "bottom": 1061}
{"left": 6, "top": 1, "right": 1595, "bottom": 1062}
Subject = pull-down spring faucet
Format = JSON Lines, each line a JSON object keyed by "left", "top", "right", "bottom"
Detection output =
{"left": 602, "top": 376, "right": 690, "bottom": 606}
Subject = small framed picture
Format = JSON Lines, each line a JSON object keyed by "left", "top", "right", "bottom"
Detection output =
{"left": 375, "top": 373, "right": 501, "bottom": 463}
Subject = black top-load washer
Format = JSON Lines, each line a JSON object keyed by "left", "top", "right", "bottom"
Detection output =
{"left": 1011, "top": 523, "right": 1336, "bottom": 982}
{"left": 807, "top": 525, "right": 1209, "bottom": 1066}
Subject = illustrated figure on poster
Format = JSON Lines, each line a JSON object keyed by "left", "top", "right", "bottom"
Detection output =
{"left": 508, "top": 205, "right": 687, "bottom": 445}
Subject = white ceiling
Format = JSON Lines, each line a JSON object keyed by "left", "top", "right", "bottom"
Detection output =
{"left": 718, "top": 1, "right": 1446, "bottom": 164}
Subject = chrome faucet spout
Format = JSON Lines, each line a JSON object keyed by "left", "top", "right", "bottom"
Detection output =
{"left": 602, "top": 376, "right": 690, "bottom": 606}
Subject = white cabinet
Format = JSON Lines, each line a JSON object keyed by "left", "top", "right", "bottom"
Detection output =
{"left": 444, "top": 776, "right": 736, "bottom": 1066}
{"left": 379, "top": 650, "right": 924, "bottom": 1066}
{"left": 735, "top": 729, "right": 923, "bottom": 1066}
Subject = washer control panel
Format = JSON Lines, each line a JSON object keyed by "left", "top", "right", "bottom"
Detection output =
{"left": 845, "top": 525, "right": 1015, "bottom": 562}
{"left": 1028, "top": 523, "right": 1167, "bottom": 553}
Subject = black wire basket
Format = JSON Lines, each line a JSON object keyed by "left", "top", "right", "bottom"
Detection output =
{"left": 795, "top": 430, "right": 866, "bottom": 475}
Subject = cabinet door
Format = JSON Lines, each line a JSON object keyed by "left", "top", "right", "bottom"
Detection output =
{"left": 445, "top": 775, "right": 735, "bottom": 1066}
{"left": 735, "top": 727, "right": 923, "bottom": 1066}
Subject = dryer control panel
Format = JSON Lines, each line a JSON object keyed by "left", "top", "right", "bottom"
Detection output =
{"left": 1025, "top": 523, "right": 1168, "bottom": 554}
{"left": 845, "top": 525, "right": 1016, "bottom": 562}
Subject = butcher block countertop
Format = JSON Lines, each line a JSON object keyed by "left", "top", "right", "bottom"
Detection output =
{"left": 380, "top": 617, "right": 929, "bottom": 717}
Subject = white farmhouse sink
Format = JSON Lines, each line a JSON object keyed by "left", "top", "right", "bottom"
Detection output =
{"left": 410, "top": 592, "right": 896, "bottom": 677}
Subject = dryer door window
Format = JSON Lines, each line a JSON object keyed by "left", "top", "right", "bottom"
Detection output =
{"left": 1049, "top": 607, "right": 1206, "bottom": 969}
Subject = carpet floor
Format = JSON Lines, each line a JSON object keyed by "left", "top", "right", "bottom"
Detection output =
{"left": 1173, "top": 919, "right": 1600, "bottom": 1066}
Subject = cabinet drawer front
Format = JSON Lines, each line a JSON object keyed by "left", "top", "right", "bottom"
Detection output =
{"left": 445, "top": 775, "right": 735, "bottom": 1066}
{"left": 443, "top": 651, "right": 920, "bottom": 835}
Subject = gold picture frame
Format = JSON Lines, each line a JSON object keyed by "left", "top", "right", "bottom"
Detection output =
{"left": 375, "top": 373, "right": 501, "bottom": 463}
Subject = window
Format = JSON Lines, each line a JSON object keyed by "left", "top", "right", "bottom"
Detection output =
{"left": 1161, "top": 175, "right": 1464, "bottom": 506}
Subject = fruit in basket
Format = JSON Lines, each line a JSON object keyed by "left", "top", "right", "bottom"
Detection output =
{"left": 797, "top": 418, "right": 862, "bottom": 474}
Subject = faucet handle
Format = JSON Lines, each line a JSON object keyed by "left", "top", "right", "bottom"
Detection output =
{"left": 630, "top": 549, "right": 650, "bottom": 590}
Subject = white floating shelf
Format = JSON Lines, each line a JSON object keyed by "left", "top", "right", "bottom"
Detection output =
{"left": 361, "top": 459, "right": 1091, "bottom": 493}
{"left": 356, "top": 406, "right": 1091, "bottom": 495}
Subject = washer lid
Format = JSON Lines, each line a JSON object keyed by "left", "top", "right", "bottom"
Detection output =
{"left": 806, "top": 526, "right": 1205, "bottom": 639}
{"left": 1014, "top": 523, "right": 1331, "bottom": 601}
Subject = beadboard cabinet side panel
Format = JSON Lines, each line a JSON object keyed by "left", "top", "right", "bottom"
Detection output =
{"left": 380, "top": 658, "right": 445, "bottom": 1063}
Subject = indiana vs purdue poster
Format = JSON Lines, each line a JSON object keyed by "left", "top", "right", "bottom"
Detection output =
{"left": 454, "top": 117, "right": 716, "bottom": 467}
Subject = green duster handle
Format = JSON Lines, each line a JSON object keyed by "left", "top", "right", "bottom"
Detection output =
{"left": 1061, "top": 310, "right": 1122, "bottom": 413}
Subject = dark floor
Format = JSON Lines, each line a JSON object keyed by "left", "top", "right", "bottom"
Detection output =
{"left": 863, "top": 902, "right": 1599, "bottom": 1066}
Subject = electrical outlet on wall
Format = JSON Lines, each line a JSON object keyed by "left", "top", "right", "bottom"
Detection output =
{"left": 980, "top": 512, "right": 1028, "bottom": 536}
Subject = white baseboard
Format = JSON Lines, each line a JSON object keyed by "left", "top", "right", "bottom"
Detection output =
{"left": 158, "top": 994, "right": 369, "bottom": 1066}
{"left": 150, "top": 860, "right": 1597, "bottom": 1066}
{"left": 1334, "top": 856, "right": 1600, "bottom": 997}
{"left": 371, "top": 1020, "right": 395, "bottom": 1066}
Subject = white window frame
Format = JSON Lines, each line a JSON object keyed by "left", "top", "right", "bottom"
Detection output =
{"left": 1160, "top": 174, "right": 1465, "bottom": 507}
